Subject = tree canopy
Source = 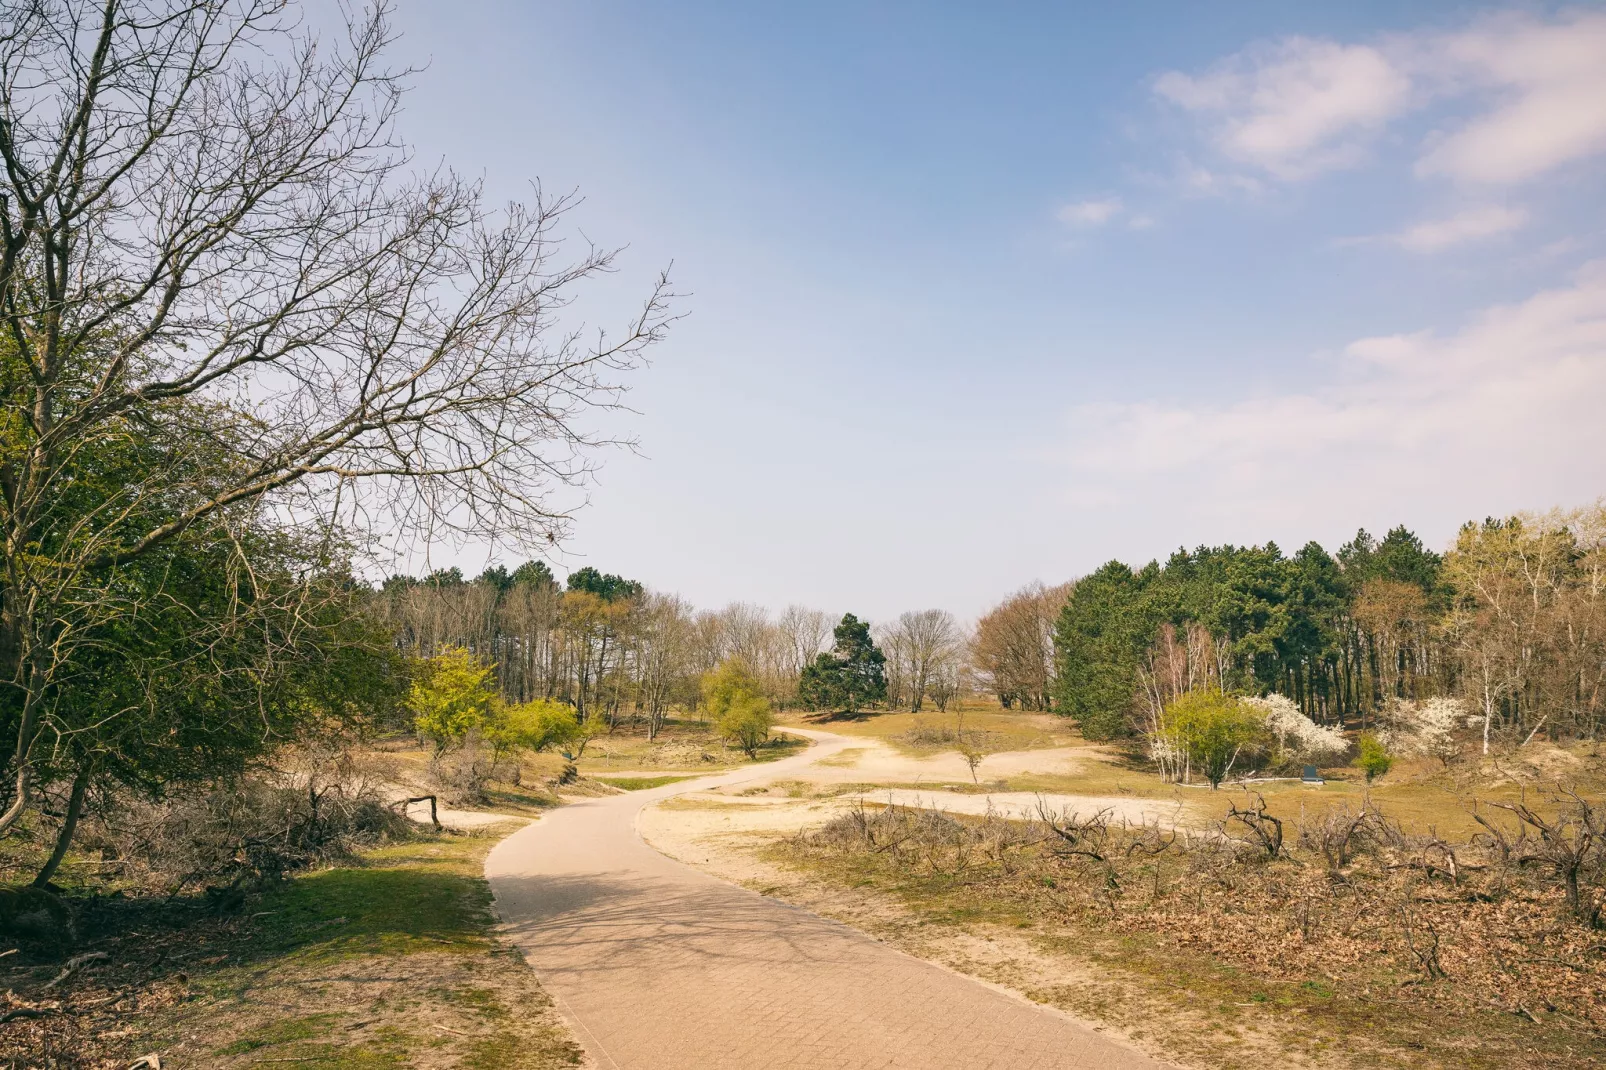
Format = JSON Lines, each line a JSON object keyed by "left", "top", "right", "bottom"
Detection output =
{"left": 566, "top": 567, "right": 644, "bottom": 603}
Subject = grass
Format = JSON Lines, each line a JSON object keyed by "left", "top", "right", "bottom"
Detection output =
{"left": 593, "top": 773, "right": 698, "bottom": 790}
{"left": 554, "top": 718, "right": 808, "bottom": 773}
{"left": 55, "top": 829, "right": 585, "bottom": 1069}
{"left": 784, "top": 702, "right": 1077, "bottom": 757}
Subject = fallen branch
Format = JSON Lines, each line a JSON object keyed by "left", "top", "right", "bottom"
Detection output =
{"left": 396, "top": 796, "right": 441, "bottom": 830}
{"left": 0, "top": 1006, "right": 65, "bottom": 1024}
{"left": 43, "top": 950, "right": 109, "bottom": 990}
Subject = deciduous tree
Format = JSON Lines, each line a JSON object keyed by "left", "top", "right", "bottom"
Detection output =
{"left": 0, "top": 0, "right": 673, "bottom": 838}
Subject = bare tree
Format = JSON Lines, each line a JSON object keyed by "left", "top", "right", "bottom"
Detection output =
{"left": 635, "top": 592, "right": 694, "bottom": 740}
{"left": 717, "top": 603, "right": 771, "bottom": 672}
{"left": 776, "top": 604, "right": 831, "bottom": 690}
{"left": 887, "top": 609, "right": 962, "bottom": 712}
{"left": 875, "top": 620, "right": 909, "bottom": 710}
{"left": 972, "top": 582, "right": 1072, "bottom": 711}
{"left": 0, "top": 1, "right": 674, "bottom": 836}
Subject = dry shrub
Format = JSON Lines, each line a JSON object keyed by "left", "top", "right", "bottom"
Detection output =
{"left": 425, "top": 732, "right": 526, "bottom": 804}
{"left": 79, "top": 776, "right": 409, "bottom": 899}
{"left": 899, "top": 721, "right": 1009, "bottom": 751}
{"left": 796, "top": 788, "right": 1606, "bottom": 1037}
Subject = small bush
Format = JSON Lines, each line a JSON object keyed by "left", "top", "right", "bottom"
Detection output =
{"left": 1356, "top": 733, "right": 1393, "bottom": 782}
{"left": 428, "top": 734, "right": 513, "bottom": 804}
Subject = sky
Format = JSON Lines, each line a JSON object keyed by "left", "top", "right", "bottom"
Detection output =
{"left": 370, "top": 1, "right": 1606, "bottom": 620}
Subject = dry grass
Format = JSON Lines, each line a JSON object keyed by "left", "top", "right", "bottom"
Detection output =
{"left": 370, "top": 718, "right": 806, "bottom": 803}
{"left": 783, "top": 703, "right": 1076, "bottom": 757}
{"left": 569, "top": 718, "right": 806, "bottom": 774}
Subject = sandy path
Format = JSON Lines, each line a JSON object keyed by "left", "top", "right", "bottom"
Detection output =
{"left": 844, "top": 786, "right": 1182, "bottom": 824}
{"left": 486, "top": 727, "right": 1172, "bottom": 1070}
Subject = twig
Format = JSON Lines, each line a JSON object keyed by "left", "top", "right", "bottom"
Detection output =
{"left": 43, "top": 951, "right": 108, "bottom": 991}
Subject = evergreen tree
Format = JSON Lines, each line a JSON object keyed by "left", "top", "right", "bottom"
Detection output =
{"left": 511, "top": 559, "right": 558, "bottom": 589}
{"left": 1053, "top": 562, "right": 1155, "bottom": 739}
{"left": 797, "top": 613, "right": 887, "bottom": 712}
{"left": 423, "top": 566, "right": 466, "bottom": 588}
{"left": 566, "top": 566, "right": 644, "bottom": 602}
{"left": 477, "top": 564, "right": 514, "bottom": 592}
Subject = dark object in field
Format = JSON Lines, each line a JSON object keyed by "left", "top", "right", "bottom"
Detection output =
{"left": 0, "top": 884, "right": 74, "bottom": 939}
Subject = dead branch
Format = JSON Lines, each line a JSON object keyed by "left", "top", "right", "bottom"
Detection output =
{"left": 42, "top": 950, "right": 108, "bottom": 991}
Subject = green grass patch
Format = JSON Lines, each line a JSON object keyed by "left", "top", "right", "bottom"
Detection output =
{"left": 214, "top": 1012, "right": 345, "bottom": 1054}
{"left": 239, "top": 839, "right": 496, "bottom": 962}
{"left": 134, "top": 831, "right": 585, "bottom": 1069}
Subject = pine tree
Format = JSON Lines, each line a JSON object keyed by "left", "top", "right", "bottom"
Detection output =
{"left": 798, "top": 613, "right": 887, "bottom": 713}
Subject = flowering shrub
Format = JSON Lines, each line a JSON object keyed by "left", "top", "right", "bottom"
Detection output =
{"left": 1378, "top": 696, "right": 1466, "bottom": 766}
{"left": 1245, "top": 694, "right": 1348, "bottom": 765}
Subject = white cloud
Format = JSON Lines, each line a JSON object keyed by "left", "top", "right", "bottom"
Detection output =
{"left": 1060, "top": 263, "right": 1606, "bottom": 529}
{"left": 1154, "top": 37, "right": 1411, "bottom": 179}
{"left": 1388, "top": 205, "right": 1529, "bottom": 252}
{"left": 1057, "top": 197, "right": 1124, "bottom": 226}
{"left": 1416, "top": 12, "right": 1606, "bottom": 184}
{"left": 1154, "top": 12, "right": 1606, "bottom": 187}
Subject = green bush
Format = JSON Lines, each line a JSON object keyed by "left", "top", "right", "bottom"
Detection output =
{"left": 1164, "top": 691, "right": 1265, "bottom": 789}
{"left": 1356, "top": 733, "right": 1393, "bottom": 782}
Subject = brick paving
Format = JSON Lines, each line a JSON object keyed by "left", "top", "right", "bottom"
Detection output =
{"left": 486, "top": 731, "right": 1171, "bottom": 1070}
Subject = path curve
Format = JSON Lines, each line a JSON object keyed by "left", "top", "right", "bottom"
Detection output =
{"left": 486, "top": 728, "right": 1173, "bottom": 1070}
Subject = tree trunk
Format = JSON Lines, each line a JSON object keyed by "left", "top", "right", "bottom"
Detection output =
{"left": 33, "top": 764, "right": 90, "bottom": 888}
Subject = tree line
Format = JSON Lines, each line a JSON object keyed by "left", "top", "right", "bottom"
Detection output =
{"left": 1046, "top": 503, "right": 1606, "bottom": 750}
{"left": 373, "top": 566, "right": 983, "bottom": 728}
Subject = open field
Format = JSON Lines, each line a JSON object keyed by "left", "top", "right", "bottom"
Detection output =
{"left": 368, "top": 718, "right": 808, "bottom": 796}
{"left": 782, "top": 702, "right": 1077, "bottom": 757}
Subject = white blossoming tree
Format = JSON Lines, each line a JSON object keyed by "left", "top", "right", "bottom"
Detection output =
{"left": 1244, "top": 694, "right": 1348, "bottom": 767}
{"left": 1377, "top": 697, "right": 1466, "bottom": 767}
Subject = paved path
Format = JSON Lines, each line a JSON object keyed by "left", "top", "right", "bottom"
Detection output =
{"left": 486, "top": 728, "right": 1172, "bottom": 1070}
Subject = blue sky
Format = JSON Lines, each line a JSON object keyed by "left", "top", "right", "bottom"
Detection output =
{"left": 377, "top": 1, "right": 1606, "bottom": 620}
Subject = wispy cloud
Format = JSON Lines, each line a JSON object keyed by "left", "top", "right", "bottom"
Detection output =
{"left": 1153, "top": 11, "right": 1606, "bottom": 188}
{"left": 1057, "top": 197, "right": 1124, "bottom": 226}
{"left": 1060, "top": 263, "right": 1606, "bottom": 526}
{"left": 1154, "top": 38, "right": 1410, "bottom": 180}
{"left": 1415, "top": 13, "right": 1606, "bottom": 184}
{"left": 1376, "top": 205, "right": 1530, "bottom": 252}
